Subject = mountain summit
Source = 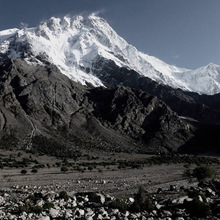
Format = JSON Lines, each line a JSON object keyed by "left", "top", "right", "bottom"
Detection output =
{"left": 0, "top": 14, "right": 220, "bottom": 95}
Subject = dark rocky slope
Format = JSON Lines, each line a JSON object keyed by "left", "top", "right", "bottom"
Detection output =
{"left": 93, "top": 57, "right": 220, "bottom": 123}
{"left": 92, "top": 57, "right": 220, "bottom": 154}
{"left": 0, "top": 59, "right": 192, "bottom": 154}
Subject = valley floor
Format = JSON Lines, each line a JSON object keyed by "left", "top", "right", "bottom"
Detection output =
{"left": 0, "top": 150, "right": 219, "bottom": 195}
{"left": 0, "top": 150, "right": 220, "bottom": 219}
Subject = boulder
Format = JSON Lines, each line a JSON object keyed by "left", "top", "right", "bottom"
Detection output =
{"left": 49, "top": 208, "right": 59, "bottom": 218}
{"left": 172, "top": 196, "right": 193, "bottom": 204}
{"left": 88, "top": 192, "right": 105, "bottom": 204}
{"left": 38, "top": 216, "right": 50, "bottom": 220}
{"left": 206, "top": 188, "right": 216, "bottom": 197}
{"left": 0, "top": 196, "right": 5, "bottom": 205}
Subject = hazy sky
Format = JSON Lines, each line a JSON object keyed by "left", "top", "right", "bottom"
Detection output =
{"left": 0, "top": 0, "right": 220, "bottom": 69}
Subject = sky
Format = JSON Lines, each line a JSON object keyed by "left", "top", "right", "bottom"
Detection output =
{"left": 0, "top": 0, "right": 220, "bottom": 69}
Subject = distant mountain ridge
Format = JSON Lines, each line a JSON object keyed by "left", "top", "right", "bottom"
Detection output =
{"left": 0, "top": 14, "right": 220, "bottom": 95}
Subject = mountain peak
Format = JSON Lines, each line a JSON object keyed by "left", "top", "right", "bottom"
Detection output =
{"left": 0, "top": 14, "right": 220, "bottom": 95}
{"left": 37, "top": 14, "right": 108, "bottom": 34}
{"left": 205, "top": 62, "right": 219, "bottom": 70}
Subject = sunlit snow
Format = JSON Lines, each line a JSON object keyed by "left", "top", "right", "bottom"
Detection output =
{"left": 0, "top": 14, "right": 220, "bottom": 95}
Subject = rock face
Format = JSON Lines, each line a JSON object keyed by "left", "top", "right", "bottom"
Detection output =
{"left": 92, "top": 58, "right": 220, "bottom": 154}
{"left": 89, "top": 86, "right": 190, "bottom": 152}
{"left": 93, "top": 57, "right": 220, "bottom": 123}
{"left": 0, "top": 59, "right": 192, "bottom": 153}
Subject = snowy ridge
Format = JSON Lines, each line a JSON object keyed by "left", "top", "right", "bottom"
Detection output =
{"left": 174, "top": 63, "right": 220, "bottom": 95}
{"left": 0, "top": 14, "right": 220, "bottom": 94}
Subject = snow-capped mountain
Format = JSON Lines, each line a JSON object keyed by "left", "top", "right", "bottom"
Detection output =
{"left": 174, "top": 63, "right": 220, "bottom": 95}
{"left": 0, "top": 14, "right": 220, "bottom": 95}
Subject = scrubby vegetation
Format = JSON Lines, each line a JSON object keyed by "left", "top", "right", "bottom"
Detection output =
{"left": 0, "top": 153, "right": 41, "bottom": 169}
{"left": 59, "top": 191, "right": 69, "bottom": 201}
{"left": 61, "top": 166, "right": 69, "bottom": 172}
{"left": 32, "top": 135, "right": 82, "bottom": 159}
{"left": 31, "top": 168, "right": 38, "bottom": 173}
{"left": 109, "top": 198, "right": 128, "bottom": 212}
{"left": 0, "top": 150, "right": 219, "bottom": 177}
{"left": 146, "top": 154, "right": 220, "bottom": 165}
{"left": 18, "top": 192, "right": 51, "bottom": 214}
{"left": 20, "top": 169, "right": 27, "bottom": 174}
{"left": 129, "top": 186, "right": 154, "bottom": 212}
{"left": 0, "top": 134, "right": 18, "bottom": 150}
{"left": 0, "top": 149, "right": 218, "bottom": 219}
{"left": 183, "top": 164, "right": 216, "bottom": 183}
{"left": 183, "top": 199, "right": 212, "bottom": 218}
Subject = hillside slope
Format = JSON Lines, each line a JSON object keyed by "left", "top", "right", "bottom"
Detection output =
{"left": 0, "top": 59, "right": 192, "bottom": 154}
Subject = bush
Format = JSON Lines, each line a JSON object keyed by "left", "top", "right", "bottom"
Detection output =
{"left": 183, "top": 165, "right": 216, "bottom": 183}
{"left": 28, "top": 193, "right": 43, "bottom": 203}
{"left": 109, "top": 198, "right": 127, "bottom": 212}
{"left": 56, "top": 162, "right": 61, "bottom": 167}
{"left": 32, "top": 135, "right": 80, "bottom": 159}
{"left": 31, "top": 205, "right": 42, "bottom": 214}
{"left": 61, "top": 166, "right": 68, "bottom": 172}
{"left": 183, "top": 167, "right": 192, "bottom": 179}
{"left": 21, "top": 169, "right": 27, "bottom": 174}
{"left": 88, "top": 165, "right": 94, "bottom": 171}
{"left": 184, "top": 199, "right": 211, "bottom": 217}
{"left": 19, "top": 205, "right": 29, "bottom": 213}
{"left": 18, "top": 193, "right": 44, "bottom": 214}
{"left": 193, "top": 165, "right": 216, "bottom": 182}
{"left": 0, "top": 162, "right": 4, "bottom": 169}
{"left": 19, "top": 205, "right": 42, "bottom": 214}
{"left": 59, "top": 191, "right": 69, "bottom": 201}
{"left": 129, "top": 186, "right": 154, "bottom": 212}
{"left": 118, "top": 164, "right": 127, "bottom": 169}
{"left": 31, "top": 168, "right": 38, "bottom": 173}
{"left": 87, "top": 192, "right": 98, "bottom": 201}
{"left": 44, "top": 202, "right": 54, "bottom": 209}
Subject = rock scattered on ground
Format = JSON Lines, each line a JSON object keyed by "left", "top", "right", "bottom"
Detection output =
{"left": 0, "top": 180, "right": 220, "bottom": 219}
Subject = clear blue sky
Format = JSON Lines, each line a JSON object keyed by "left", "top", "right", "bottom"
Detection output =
{"left": 0, "top": 0, "right": 220, "bottom": 69}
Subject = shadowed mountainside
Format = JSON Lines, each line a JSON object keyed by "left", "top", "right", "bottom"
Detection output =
{"left": 93, "top": 57, "right": 220, "bottom": 124}
{"left": 0, "top": 59, "right": 192, "bottom": 154}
